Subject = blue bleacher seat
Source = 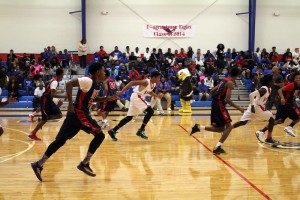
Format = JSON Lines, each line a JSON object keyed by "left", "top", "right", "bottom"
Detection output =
{"left": 1, "top": 90, "right": 8, "bottom": 96}
{"left": 4, "top": 102, "right": 33, "bottom": 108}
{"left": 19, "top": 96, "right": 34, "bottom": 102}
{"left": 171, "top": 95, "right": 180, "bottom": 101}
{"left": 18, "top": 90, "right": 27, "bottom": 96}
{"left": 175, "top": 101, "right": 212, "bottom": 107}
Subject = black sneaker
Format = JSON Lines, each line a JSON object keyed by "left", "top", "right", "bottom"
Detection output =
{"left": 31, "top": 162, "right": 43, "bottom": 181}
{"left": 190, "top": 123, "right": 200, "bottom": 136}
{"left": 77, "top": 162, "right": 96, "bottom": 177}
{"left": 265, "top": 137, "right": 279, "bottom": 144}
{"left": 136, "top": 129, "right": 148, "bottom": 140}
{"left": 212, "top": 146, "right": 226, "bottom": 155}
{"left": 108, "top": 129, "right": 118, "bottom": 141}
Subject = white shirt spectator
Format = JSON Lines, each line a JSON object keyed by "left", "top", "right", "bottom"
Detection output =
{"left": 292, "top": 48, "right": 300, "bottom": 59}
{"left": 34, "top": 87, "right": 45, "bottom": 97}
{"left": 204, "top": 77, "right": 214, "bottom": 90}
{"left": 78, "top": 42, "right": 88, "bottom": 56}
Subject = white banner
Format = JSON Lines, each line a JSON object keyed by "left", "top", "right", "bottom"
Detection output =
{"left": 144, "top": 24, "right": 194, "bottom": 38}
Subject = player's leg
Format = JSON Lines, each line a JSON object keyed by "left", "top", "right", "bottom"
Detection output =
{"left": 136, "top": 106, "right": 154, "bottom": 140}
{"left": 78, "top": 114, "right": 105, "bottom": 177}
{"left": 284, "top": 106, "right": 300, "bottom": 137}
{"left": 212, "top": 122, "right": 232, "bottom": 154}
{"left": 31, "top": 112, "right": 80, "bottom": 181}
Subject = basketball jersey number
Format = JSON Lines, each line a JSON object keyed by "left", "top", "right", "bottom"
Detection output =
{"left": 109, "top": 82, "right": 117, "bottom": 89}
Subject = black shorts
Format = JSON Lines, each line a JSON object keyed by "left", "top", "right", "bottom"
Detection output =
{"left": 56, "top": 110, "right": 101, "bottom": 140}
{"left": 275, "top": 104, "right": 300, "bottom": 122}
{"left": 211, "top": 100, "right": 231, "bottom": 127}
{"left": 100, "top": 101, "right": 116, "bottom": 112}
{"left": 41, "top": 98, "right": 61, "bottom": 120}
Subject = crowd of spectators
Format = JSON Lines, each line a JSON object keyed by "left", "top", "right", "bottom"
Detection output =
{"left": 1, "top": 45, "right": 299, "bottom": 107}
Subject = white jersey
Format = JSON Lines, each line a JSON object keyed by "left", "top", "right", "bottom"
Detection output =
{"left": 254, "top": 86, "right": 271, "bottom": 107}
{"left": 241, "top": 86, "right": 273, "bottom": 122}
{"left": 133, "top": 79, "right": 156, "bottom": 97}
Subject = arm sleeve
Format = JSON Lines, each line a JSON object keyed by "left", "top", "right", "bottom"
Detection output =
{"left": 78, "top": 77, "right": 93, "bottom": 92}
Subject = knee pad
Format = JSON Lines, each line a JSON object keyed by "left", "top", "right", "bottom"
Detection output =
{"left": 94, "top": 130, "right": 105, "bottom": 139}
{"left": 145, "top": 107, "right": 154, "bottom": 115}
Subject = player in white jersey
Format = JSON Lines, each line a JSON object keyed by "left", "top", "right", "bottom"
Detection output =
{"left": 232, "top": 75, "right": 278, "bottom": 144}
{"left": 108, "top": 71, "right": 161, "bottom": 141}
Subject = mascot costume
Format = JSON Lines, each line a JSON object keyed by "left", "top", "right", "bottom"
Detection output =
{"left": 178, "top": 68, "right": 193, "bottom": 113}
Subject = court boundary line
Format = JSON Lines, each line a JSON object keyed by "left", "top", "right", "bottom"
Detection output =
{"left": 0, "top": 127, "right": 35, "bottom": 163}
{"left": 178, "top": 124, "right": 272, "bottom": 200}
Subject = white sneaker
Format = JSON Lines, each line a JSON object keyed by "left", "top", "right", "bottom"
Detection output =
{"left": 284, "top": 126, "right": 296, "bottom": 137}
{"left": 167, "top": 108, "right": 172, "bottom": 111}
{"left": 255, "top": 131, "right": 265, "bottom": 143}
{"left": 101, "top": 121, "right": 109, "bottom": 129}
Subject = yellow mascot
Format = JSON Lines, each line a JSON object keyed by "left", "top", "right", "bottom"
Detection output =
{"left": 178, "top": 68, "right": 193, "bottom": 113}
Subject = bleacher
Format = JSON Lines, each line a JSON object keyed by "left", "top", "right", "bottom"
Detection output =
{"left": 0, "top": 66, "right": 251, "bottom": 110}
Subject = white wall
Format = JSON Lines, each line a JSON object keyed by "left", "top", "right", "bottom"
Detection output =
{"left": 256, "top": 0, "right": 300, "bottom": 53}
{"left": 0, "top": 0, "right": 299, "bottom": 54}
{"left": 0, "top": 0, "right": 81, "bottom": 53}
{"left": 87, "top": 0, "right": 248, "bottom": 54}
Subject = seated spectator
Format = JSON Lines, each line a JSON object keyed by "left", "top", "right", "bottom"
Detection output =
{"left": 129, "top": 52, "right": 137, "bottom": 61}
{"left": 177, "top": 48, "right": 187, "bottom": 64}
{"left": 270, "top": 52, "right": 280, "bottom": 64}
{"left": 116, "top": 82, "right": 130, "bottom": 111}
{"left": 7, "top": 77, "right": 19, "bottom": 99}
{"left": 204, "top": 75, "right": 214, "bottom": 93}
{"left": 134, "top": 47, "right": 140, "bottom": 58}
{"left": 93, "top": 52, "right": 101, "bottom": 63}
{"left": 187, "top": 46, "right": 194, "bottom": 59}
{"left": 119, "top": 53, "right": 129, "bottom": 64}
{"left": 292, "top": 48, "right": 300, "bottom": 60}
{"left": 98, "top": 46, "right": 107, "bottom": 59}
{"left": 129, "top": 66, "right": 140, "bottom": 81}
{"left": 23, "top": 74, "right": 33, "bottom": 95}
{"left": 0, "top": 67, "right": 8, "bottom": 88}
{"left": 32, "top": 84, "right": 45, "bottom": 112}
{"left": 236, "top": 56, "right": 246, "bottom": 68}
{"left": 164, "top": 48, "right": 173, "bottom": 60}
{"left": 60, "top": 49, "right": 71, "bottom": 67}
{"left": 156, "top": 77, "right": 172, "bottom": 111}
{"left": 197, "top": 77, "right": 209, "bottom": 101}
{"left": 260, "top": 55, "right": 271, "bottom": 65}
{"left": 7, "top": 49, "right": 17, "bottom": 66}
{"left": 143, "top": 47, "right": 151, "bottom": 62}
{"left": 110, "top": 46, "right": 123, "bottom": 60}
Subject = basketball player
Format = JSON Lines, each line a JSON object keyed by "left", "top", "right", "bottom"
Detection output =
{"left": 190, "top": 67, "right": 244, "bottom": 154}
{"left": 231, "top": 75, "right": 278, "bottom": 144}
{"left": 28, "top": 68, "right": 66, "bottom": 141}
{"left": 97, "top": 70, "right": 118, "bottom": 128}
{"left": 31, "top": 62, "right": 117, "bottom": 181}
{"left": 108, "top": 71, "right": 161, "bottom": 141}
{"left": 0, "top": 97, "right": 17, "bottom": 136}
{"left": 257, "top": 72, "right": 300, "bottom": 138}
{"left": 29, "top": 98, "right": 63, "bottom": 122}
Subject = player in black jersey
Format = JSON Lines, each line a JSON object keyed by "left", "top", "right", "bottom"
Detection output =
{"left": 97, "top": 70, "right": 117, "bottom": 129}
{"left": 31, "top": 63, "right": 117, "bottom": 181}
{"left": 190, "top": 67, "right": 244, "bottom": 154}
{"left": 28, "top": 68, "right": 66, "bottom": 141}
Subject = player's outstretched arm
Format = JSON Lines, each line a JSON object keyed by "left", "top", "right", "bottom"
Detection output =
{"left": 117, "top": 80, "right": 148, "bottom": 95}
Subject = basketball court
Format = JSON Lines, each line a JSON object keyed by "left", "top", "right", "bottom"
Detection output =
{"left": 0, "top": 110, "right": 299, "bottom": 199}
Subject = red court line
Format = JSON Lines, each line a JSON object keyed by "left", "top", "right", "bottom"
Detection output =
{"left": 178, "top": 124, "right": 272, "bottom": 200}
